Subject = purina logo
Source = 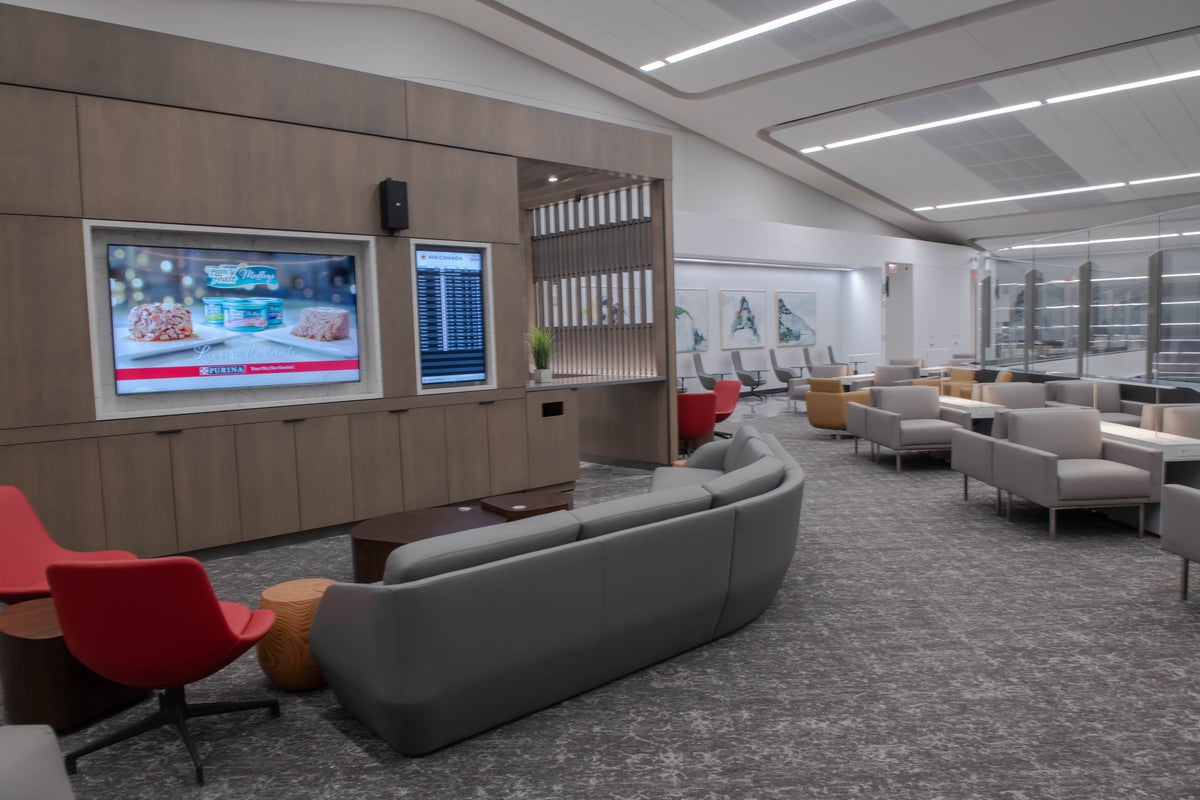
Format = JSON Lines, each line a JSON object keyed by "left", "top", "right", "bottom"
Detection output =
{"left": 200, "top": 365, "right": 246, "bottom": 376}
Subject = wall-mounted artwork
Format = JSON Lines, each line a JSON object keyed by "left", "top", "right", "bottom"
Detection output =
{"left": 776, "top": 291, "right": 817, "bottom": 346}
{"left": 674, "top": 289, "right": 708, "bottom": 351}
{"left": 721, "top": 290, "right": 765, "bottom": 349}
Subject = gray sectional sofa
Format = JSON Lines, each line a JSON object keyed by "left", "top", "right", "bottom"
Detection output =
{"left": 310, "top": 425, "right": 804, "bottom": 755}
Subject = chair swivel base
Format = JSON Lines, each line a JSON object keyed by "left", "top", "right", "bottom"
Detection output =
{"left": 65, "top": 685, "right": 280, "bottom": 785}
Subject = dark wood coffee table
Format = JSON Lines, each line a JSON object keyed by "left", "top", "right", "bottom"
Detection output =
{"left": 351, "top": 492, "right": 574, "bottom": 583}
{"left": 0, "top": 598, "right": 148, "bottom": 730}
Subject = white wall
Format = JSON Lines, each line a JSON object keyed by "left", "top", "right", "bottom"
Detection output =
{"left": 674, "top": 262, "right": 859, "bottom": 392}
{"left": 673, "top": 211, "right": 978, "bottom": 385}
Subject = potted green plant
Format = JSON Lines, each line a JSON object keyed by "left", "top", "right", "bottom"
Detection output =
{"left": 526, "top": 326, "right": 554, "bottom": 383}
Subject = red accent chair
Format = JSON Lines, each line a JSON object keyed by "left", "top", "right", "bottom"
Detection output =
{"left": 0, "top": 485, "right": 137, "bottom": 605}
{"left": 678, "top": 391, "right": 717, "bottom": 456}
{"left": 712, "top": 379, "right": 741, "bottom": 438}
{"left": 46, "top": 557, "right": 281, "bottom": 784}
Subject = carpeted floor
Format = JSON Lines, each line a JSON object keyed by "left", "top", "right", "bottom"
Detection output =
{"left": 7, "top": 408, "right": 1200, "bottom": 799}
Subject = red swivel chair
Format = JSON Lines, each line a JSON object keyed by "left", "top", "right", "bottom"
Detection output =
{"left": 712, "top": 379, "right": 740, "bottom": 439}
{"left": 678, "top": 391, "right": 717, "bottom": 456}
{"left": 0, "top": 484, "right": 137, "bottom": 605}
{"left": 46, "top": 557, "right": 281, "bottom": 784}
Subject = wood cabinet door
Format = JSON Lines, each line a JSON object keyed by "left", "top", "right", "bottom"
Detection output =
{"left": 349, "top": 411, "right": 405, "bottom": 519}
{"left": 293, "top": 415, "right": 355, "bottom": 530}
{"left": 398, "top": 407, "right": 449, "bottom": 510}
{"left": 444, "top": 403, "right": 492, "bottom": 503}
{"left": 235, "top": 421, "right": 300, "bottom": 540}
{"left": 487, "top": 399, "right": 529, "bottom": 495}
{"left": 0, "top": 439, "right": 106, "bottom": 552}
{"left": 98, "top": 433, "right": 178, "bottom": 557}
{"left": 169, "top": 427, "right": 242, "bottom": 552}
{"left": 526, "top": 390, "right": 580, "bottom": 488}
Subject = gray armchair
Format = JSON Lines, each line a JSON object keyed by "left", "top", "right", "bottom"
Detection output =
{"left": 730, "top": 350, "right": 766, "bottom": 400}
{"left": 971, "top": 382, "right": 1050, "bottom": 438}
{"left": 992, "top": 407, "right": 1162, "bottom": 538}
{"left": 692, "top": 352, "right": 725, "bottom": 391}
{"left": 1045, "top": 380, "right": 1143, "bottom": 426}
{"left": 769, "top": 348, "right": 802, "bottom": 384}
{"left": 871, "top": 364, "right": 920, "bottom": 387}
{"left": 1160, "top": 483, "right": 1200, "bottom": 599}
{"left": 950, "top": 427, "right": 1000, "bottom": 511}
{"left": 856, "top": 386, "right": 971, "bottom": 472}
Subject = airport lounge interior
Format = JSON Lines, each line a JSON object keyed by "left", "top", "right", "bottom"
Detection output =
{"left": 2, "top": 1, "right": 1200, "bottom": 798}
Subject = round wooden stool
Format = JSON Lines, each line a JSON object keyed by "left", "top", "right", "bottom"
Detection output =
{"left": 256, "top": 578, "right": 335, "bottom": 691}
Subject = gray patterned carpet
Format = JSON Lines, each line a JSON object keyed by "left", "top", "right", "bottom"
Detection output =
{"left": 7, "top": 409, "right": 1200, "bottom": 799}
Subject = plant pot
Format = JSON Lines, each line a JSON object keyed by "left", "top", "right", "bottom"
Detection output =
{"left": 533, "top": 368, "right": 553, "bottom": 383}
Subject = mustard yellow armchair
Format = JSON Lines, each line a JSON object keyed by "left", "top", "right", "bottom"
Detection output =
{"left": 807, "top": 378, "right": 869, "bottom": 435}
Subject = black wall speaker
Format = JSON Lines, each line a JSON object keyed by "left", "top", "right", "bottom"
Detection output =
{"left": 379, "top": 179, "right": 409, "bottom": 232}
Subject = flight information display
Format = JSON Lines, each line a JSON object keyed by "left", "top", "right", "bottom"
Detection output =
{"left": 414, "top": 245, "right": 488, "bottom": 386}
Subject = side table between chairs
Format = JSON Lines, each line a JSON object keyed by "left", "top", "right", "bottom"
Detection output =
{"left": 0, "top": 598, "right": 147, "bottom": 730}
{"left": 257, "top": 578, "right": 336, "bottom": 691}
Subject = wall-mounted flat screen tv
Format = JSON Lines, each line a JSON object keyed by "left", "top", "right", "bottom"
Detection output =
{"left": 107, "top": 244, "right": 360, "bottom": 395}
{"left": 414, "top": 244, "right": 489, "bottom": 387}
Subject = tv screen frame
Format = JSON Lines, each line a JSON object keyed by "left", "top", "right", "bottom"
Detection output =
{"left": 410, "top": 239, "right": 496, "bottom": 395}
{"left": 85, "top": 222, "right": 382, "bottom": 420}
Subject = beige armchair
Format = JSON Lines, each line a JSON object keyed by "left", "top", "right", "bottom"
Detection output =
{"left": 992, "top": 407, "right": 1162, "bottom": 538}
{"left": 855, "top": 386, "right": 971, "bottom": 472}
{"left": 971, "top": 382, "right": 1050, "bottom": 438}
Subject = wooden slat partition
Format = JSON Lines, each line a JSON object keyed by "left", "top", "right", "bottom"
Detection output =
{"left": 531, "top": 185, "right": 657, "bottom": 378}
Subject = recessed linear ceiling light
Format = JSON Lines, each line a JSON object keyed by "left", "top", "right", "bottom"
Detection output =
{"left": 801, "top": 66, "right": 1200, "bottom": 153}
{"left": 823, "top": 101, "right": 1042, "bottom": 150}
{"left": 1002, "top": 233, "right": 1184, "bottom": 250}
{"left": 1046, "top": 67, "right": 1200, "bottom": 104}
{"left": 916, "top": 168, "right": 1200, "bottom": 213}
{"left": 922, "top": 182, "right": 1126, "bottom": 211}
{"left": 640, "top": 0, "right": 858, "bottom": 72}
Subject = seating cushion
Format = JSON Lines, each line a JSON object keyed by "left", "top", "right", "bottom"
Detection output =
{"left": 703, "top": 457, "right": 786, "bottom": 507}
{"left": 1057, "top": 459, "right": 1150, "bottom": 501}
{"left": 650, "top": 465, "right": 724, "bottom": 491}
{"left": 729, "top": 436, "right": 773, "bottom": 470}
{"left": 976, "top": 382, "right": 1046, "bottom": 408}
{"left": 383, "top": 511, "right": 580, "bottom": 584}
{"left": 1161, "top": 406, "right": 1200, "bottom": 438}
{"left": 898, "top": 418, "right": 960, "bottom": 446}
{"left": 573, "top": 485, "right": 713, "bottom": 540}
{"left": 722, "top": 426, "right": 763, "bottom": 472}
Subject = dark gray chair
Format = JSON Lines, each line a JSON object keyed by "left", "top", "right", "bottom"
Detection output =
{"left": 730, "top": 351, "right": 766, "bottom": 400}
{"left": 827, "top": 346, "right": 847, "bottom": 367}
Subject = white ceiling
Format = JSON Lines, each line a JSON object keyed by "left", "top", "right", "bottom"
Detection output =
{"left": 311, "top": 0, "right": 1200, "bottom": 249}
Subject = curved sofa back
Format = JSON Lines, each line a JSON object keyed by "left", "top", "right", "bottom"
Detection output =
{"left": 311, "top": 427, "right": 803, "bottom": 755}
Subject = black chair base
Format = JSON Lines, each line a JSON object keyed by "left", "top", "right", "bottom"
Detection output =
{"left": 65, "top": 685, "right": 280, "bottom": 785}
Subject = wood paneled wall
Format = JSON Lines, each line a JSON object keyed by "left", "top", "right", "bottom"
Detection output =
{"left": 0, "top": 4, "right": 675, "bottom": 554}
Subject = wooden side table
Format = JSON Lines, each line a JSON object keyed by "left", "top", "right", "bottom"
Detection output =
{"left": 256, "top": 578, "right": 335, "bottom": 691}
{"left": 481, "top": 490, "right": 574, "bottom": 520}
{"left": 0, "top": 598, "right": 147, "bottom": 730}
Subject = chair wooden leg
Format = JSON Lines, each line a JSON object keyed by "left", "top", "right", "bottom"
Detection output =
{"left": 895, "top": 451, "right": 902, "bottom": 473}
{"left": 963, "top": 474, "right": 968, "bottom": 500}
{"left": 854, "top": 438, "right": 859, "bottom": 454}
{"left": 1138, "top": 504, "right": 1145, "bottom": 538}
{"left": 1181, "top": 557, "right": 1190, "bottom": 601}
{"left": 994, "top": 487, "right": 1001, "bottom": 515}
{"left": 1049, "top": 508, "right": 1057, "bottom": 539}
{"left": 1006, "top": 492, "right": 1012, "bottom": 520}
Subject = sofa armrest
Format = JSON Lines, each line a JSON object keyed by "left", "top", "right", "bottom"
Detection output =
{"left": 864, "top": 406, "right": 902, "bottom": 449}
{"left": 938, "top": 406, "right": 972, "bottom": 428}
{"left": 1101, "top": 439, "right": 1164, "bottom": 501}
{"left": 683, "top": 438, "right": 730, "bottom": 470}
{"left": 1119, "top": 399, "right": 1146, "bottom": 418}
{"left": 1161, "top": 484, "right": 1200, "bottom": 561}
{"left": 951, "top": 427, "right": 994, "bottom": 484}
{"left": 993, "top": 439, "right": 1058, "bottom": 505}
{"left": 845, "top": 401, "right": 869, "bottom": 440}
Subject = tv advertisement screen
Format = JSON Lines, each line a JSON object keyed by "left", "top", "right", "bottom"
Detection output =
{"left": 414, "top": 245, "right": 488, "bottom": 386}
{"left": 107, "top": 244, "right": 360, "bottom": 395}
